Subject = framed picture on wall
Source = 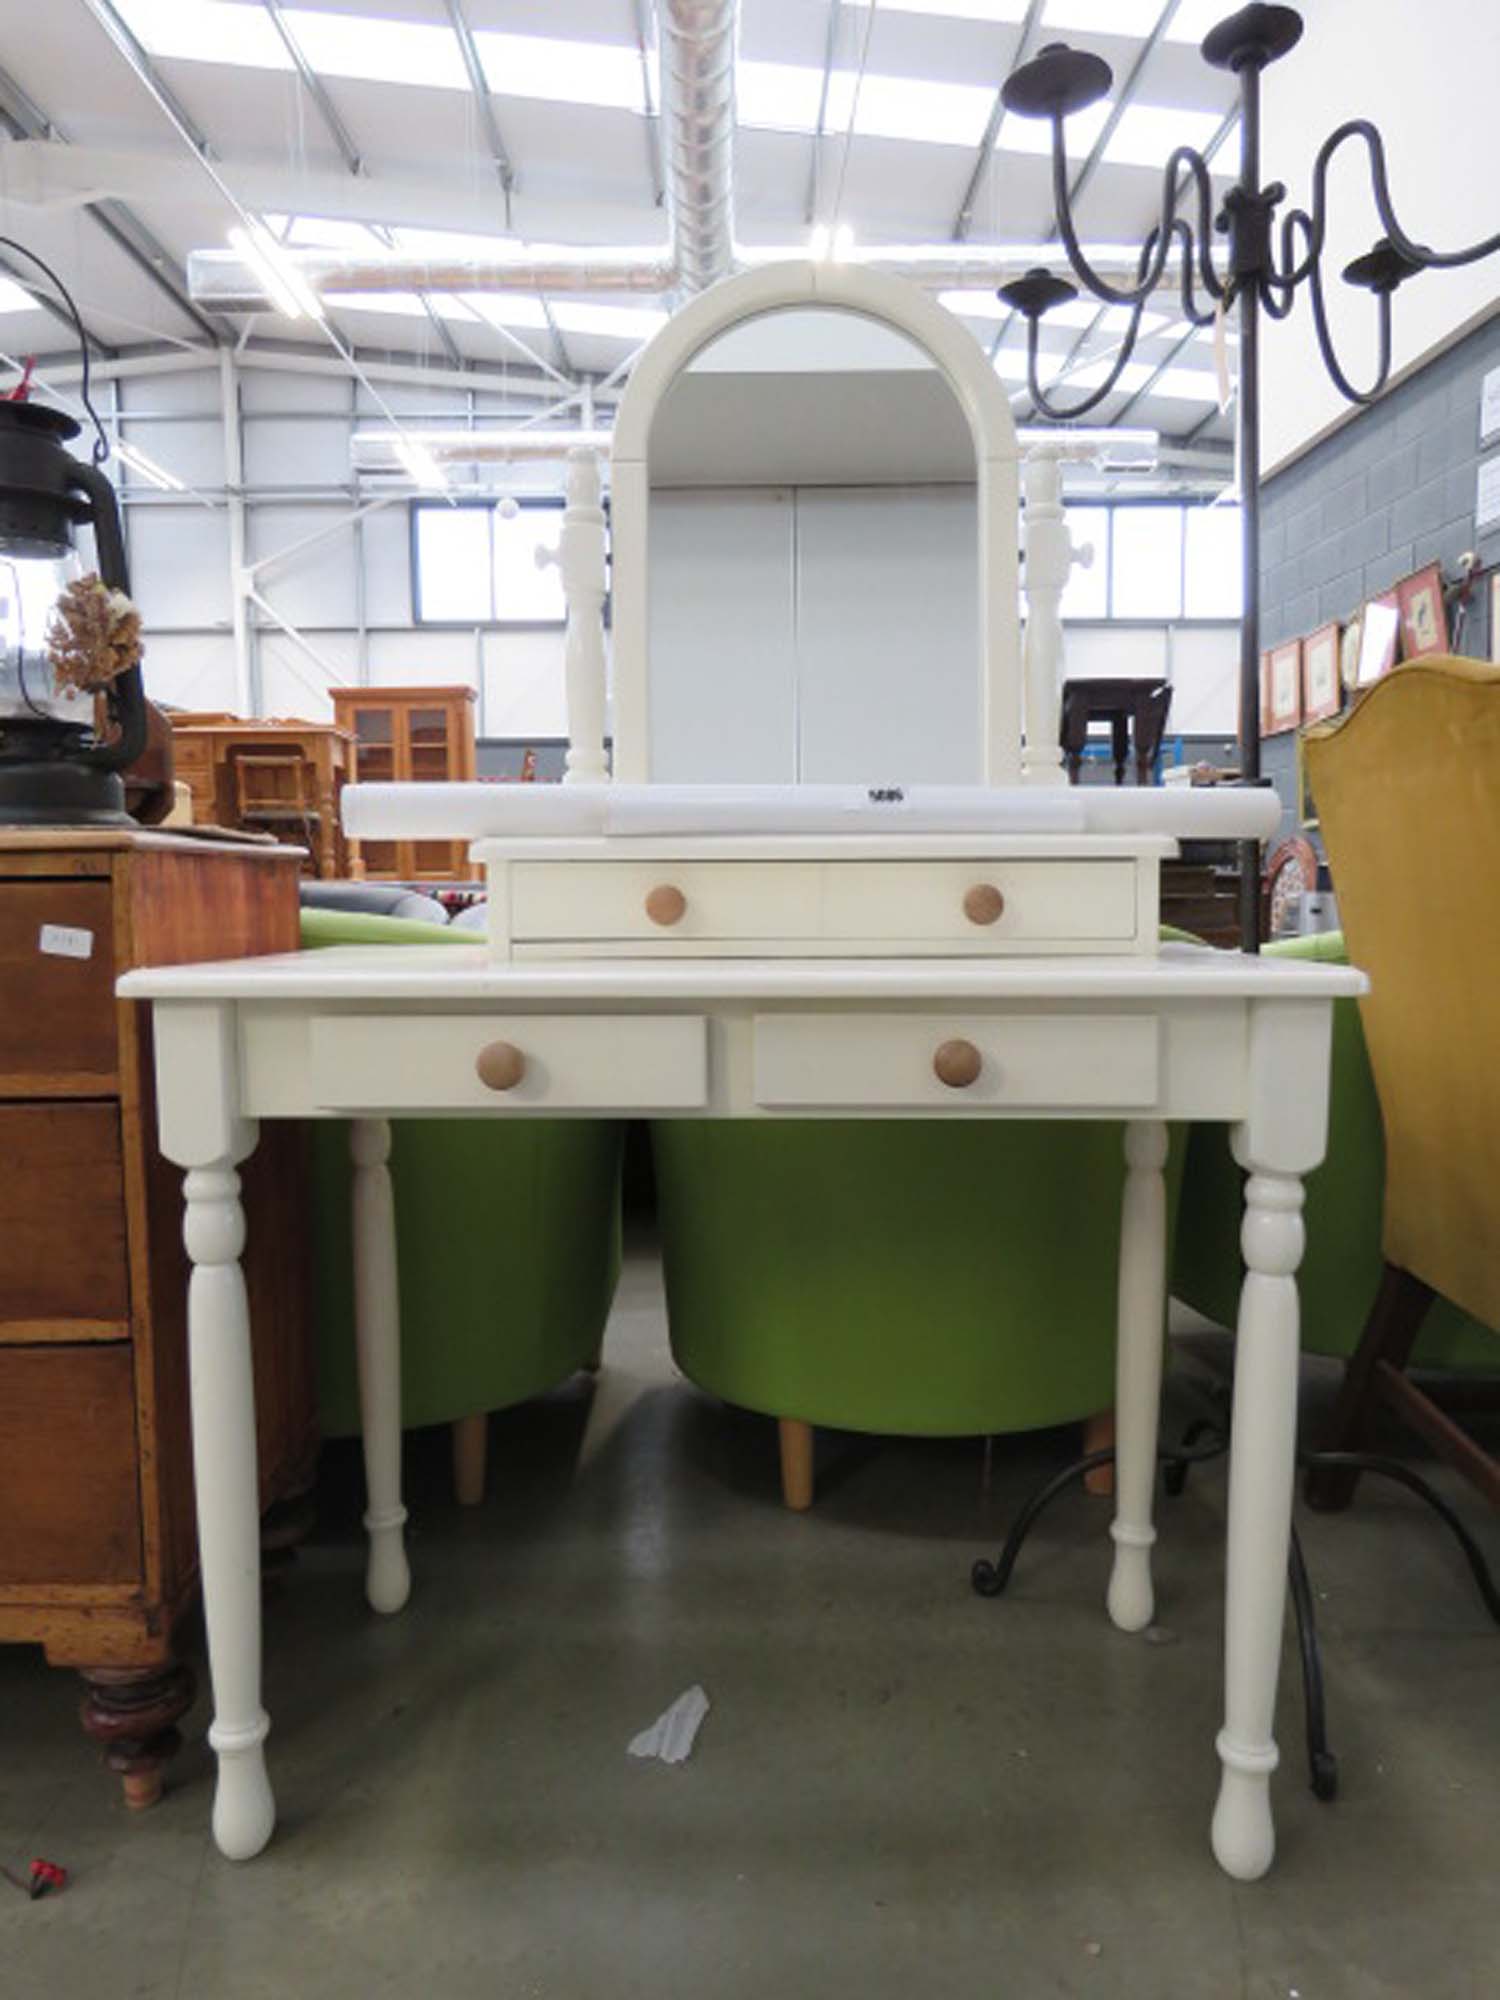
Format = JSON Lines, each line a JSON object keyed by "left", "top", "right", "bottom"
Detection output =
{"left": 1357, "top": 593, "right": 1401, "bottom": 685}
{"left": 1302, "top": 621, "right": 1342, "bottom": 722}
{"left": 1339, "top": 613, "right": 1363, "bottom": 690}
{"left": 1395, "top": 562, "right": 1449, "bottom": 659}
{"left": 1295, "top": 728, "right": 1318, "bottom": 830}
{"left": 1261, "top": 640, "right": 1302, "bottom": 734}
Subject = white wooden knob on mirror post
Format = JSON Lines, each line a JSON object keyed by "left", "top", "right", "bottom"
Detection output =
{"left": 537, "top": 448, "right": 609, "bottom": 786}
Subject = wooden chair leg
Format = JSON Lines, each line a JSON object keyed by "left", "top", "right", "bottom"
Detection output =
{"left": 1082, "top": 1407, "right": 1116, "bottom": 1496}
{"left": 452, "top": 1412, "right": 489, "bottom": 1507}
{"left": 778, "top": 1418, "right": 815, "bottom": 1512}
{"left": 1304, "top": 1262, "right": 1434, "bottom": 1512}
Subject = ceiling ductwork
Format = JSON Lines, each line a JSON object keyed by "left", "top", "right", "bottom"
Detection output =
{"left": 659, "top": 0, "right": 738, "bottom": 296}
{"left": 178, "top": 0, "right": 1172, "bottom": 317}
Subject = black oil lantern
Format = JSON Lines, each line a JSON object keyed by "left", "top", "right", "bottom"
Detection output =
{"left": 0, "top": 398, "right": 147, "bottom": 825}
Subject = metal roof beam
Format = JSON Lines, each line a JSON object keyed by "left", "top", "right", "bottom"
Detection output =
{"left": 953, "top": 0, "right": 1046, "bottom": 243}
{"left": 0, "top": 249, "right": 115, "bottom": 357}
{"left": 263, "top": 0, "right": 364, "bottom": 177}
{"left": 443, "top": 0, "right": 516, "bottom": 211}
{"left": 0, "top": 61, "right": 210, "bottom": 348}
{"left": 81, "top": 0, "right": 215, "bottom": 158}
{"left": 804, "top": 0, "right": 844, "bottom": 226}
{"left": 1057, "top": 0, "right": 1183, "bottom": 225}
{"left": 633, "top": 0, "right": 666, "bottom": 209}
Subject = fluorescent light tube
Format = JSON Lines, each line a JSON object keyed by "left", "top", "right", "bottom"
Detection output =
{"left": 227, "top": 221, "right": 325, "bottom": 322}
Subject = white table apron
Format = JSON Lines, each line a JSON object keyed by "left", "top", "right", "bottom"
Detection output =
{"left": 119, "top": 944, "right": 1365, "bottom": 1881}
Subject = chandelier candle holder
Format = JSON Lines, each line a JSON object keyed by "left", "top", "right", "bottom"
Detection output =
{"left": 996, "top": 2, "right": 1500, "bottom": 947}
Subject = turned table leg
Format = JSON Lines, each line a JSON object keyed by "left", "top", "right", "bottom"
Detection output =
{"left": 78, "top": 1662, "right": 196, "bottom": 1810}
{"left": 1211, "top": 1158, "right": 1306, "bottom": 1882}
{"left": 351, "top": 1119, "right": 411, "bottom": 1613}
{"left": 185, "top": 1150, "right": 276, "bottom": 1861}
{"left": 1107, "top": 1120, "right": 1168, "bottom": 1633}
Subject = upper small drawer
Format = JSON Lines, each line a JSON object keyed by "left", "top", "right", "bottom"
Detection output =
{"left": 0, "top": 880, "right": 118, "bottom": 1093}
{"left": 511, "top": 860, "right": 821, "bottom": 943}
{"left": 821, "top": 859, "right": 1138, "bottom": 943}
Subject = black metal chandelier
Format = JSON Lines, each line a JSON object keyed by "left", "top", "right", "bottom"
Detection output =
{"left": 997, "top": 2, "right": 1500, "bottom": 948}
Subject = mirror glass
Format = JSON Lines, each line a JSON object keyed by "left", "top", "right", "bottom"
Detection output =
{"left": 644, "top": 307, "right": 981, "bottom": 784}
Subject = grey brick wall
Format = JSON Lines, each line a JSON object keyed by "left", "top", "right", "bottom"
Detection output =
{"left": 1261, "top": 313, "right": 1500, "bottom": 654}
{"left": 1258, "top": 313, "right": 1499, "bottom": 851}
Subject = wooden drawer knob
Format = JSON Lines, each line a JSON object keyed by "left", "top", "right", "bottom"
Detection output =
{"left": 475, "top": 1040, "right": 526, "bottom": 1092}
{"left": 934, "top": 1039, "right": 983, "bottom": 1089}
{"left": 645, "top": 883, "right": 687, "bottom": 927}
{"left": 963, "top": 883, "right": 1005, "bottom": 926}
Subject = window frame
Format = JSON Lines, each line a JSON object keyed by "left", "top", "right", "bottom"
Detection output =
{"left": 1058, "top": 497, "right": 1241, "bottom": 626}
{"left": 409, "top": 495, "right": 568, "bottom": 629}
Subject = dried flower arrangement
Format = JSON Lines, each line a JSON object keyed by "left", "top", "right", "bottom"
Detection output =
{"left": 45, "top": 573, "right": 143, "bottom": 695}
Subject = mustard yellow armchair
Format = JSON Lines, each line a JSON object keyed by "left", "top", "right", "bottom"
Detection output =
{"left": 1302, "top": 657, "right": 1500, "bottom": 1512}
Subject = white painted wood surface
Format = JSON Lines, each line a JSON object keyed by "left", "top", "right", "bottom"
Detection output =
{"left": 751, "top": 1012, "right": 1158, "bottom": 1110}
{"left": 608, "top": 264, "right": 1023, "bottom": 786}
{"left": 1106, "top": 1120, "right": 1170, "bottom": 1632}
{"left": 349, "top": 1118, "right": 411, "bottom": 1617}
{"left": 496, "top": 850, "right": 1148, "bottom": 958}
{"left": 133, "top": 945, "right": 1362, "bottom": 1881}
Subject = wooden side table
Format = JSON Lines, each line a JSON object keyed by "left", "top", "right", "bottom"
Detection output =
{"left": 1061, "top": 678, "right": 1173, "bottom": 786}
{"left": 170, "top": 720, "right": 354, "bottom": 879}
{"left": 0, "top": 831, "right": 317, "bottom": 1808}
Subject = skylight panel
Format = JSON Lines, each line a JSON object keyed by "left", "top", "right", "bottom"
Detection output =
{"left": 844, "top": 1, "right": 1030, "bottom": 22}
{"left": 471, "top": 30, "right": 645, "bottom": 113}
{"left": 997, "top": 99, "right": 1113, "bottom": 157}
{"left": 391, "top": 228, "right": 522, "bottom": 261}
{"left": 331, "top": 292, "right": 478, "bottom": 324}
{"left": 114, "top": 1, "right": 292, "bottom": 71}
{"left": 0, "top": 277, "right": 39, "bottom": 314}
{"left": 1042, "top": 0, "right": 1167, "bottom": 33}
{"left": 1166, "top": 0, "right": 1241, "bottom": 44}
{"left": 735, "top": 61, "right": 826, "bottom": 133}
{"left": 283, "top": 216, "right": 384, "bottom": 252}
{"left": 1103, "top": 105, "right": 1228, "bottom": 170}
{"left": 1062, "top": 358, "right": 1154, "bottom": 394}
{"left": 1149, "top": 366, "right": 1221, "bottom": 403}
{"left": 824, "top": 70, "right": 997, "bottom": 148}
{"left": 463, "top": 296, "right": 554, "bottom": 333}
{"left": 114, "top": 4, "right": 644, "bottom": 111}
{"left": 549, "top": 302, "right": 669, "bottom": 341}
{"left": 285, "top": 11, "right": 467, "bottom": 91}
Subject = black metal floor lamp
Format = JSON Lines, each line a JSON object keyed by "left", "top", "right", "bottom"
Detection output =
{"left": 996, "top": 2, "right": 1500, "bottom": 949}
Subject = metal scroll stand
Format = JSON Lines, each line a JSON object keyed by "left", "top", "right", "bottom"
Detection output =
{"left": 971, "top": 0, "right": 1500, "bottom": 1804}
{"left": 992, "top": 1, "right": 1500, "bottom": 954}
{"left": 971, "top": 1391, "right": 1500, "bottom": 1803}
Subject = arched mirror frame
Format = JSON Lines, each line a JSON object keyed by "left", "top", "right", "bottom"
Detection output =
{"left": 609, "top": 263, "right": 1024, "bottom": 786}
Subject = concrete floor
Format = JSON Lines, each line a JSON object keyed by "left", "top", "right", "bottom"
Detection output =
{"left": 3, "top": 1250, "right": 1497, "bottom": 1999}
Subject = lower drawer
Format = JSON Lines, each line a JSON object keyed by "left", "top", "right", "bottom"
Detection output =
{"left": 753, "top": 1012, "right": 1160, "bottom": 1110}
{"left": 0, "top": 1102, "right": 130, "bottom": 1340}
{"left": 0, "top": 1345, "right": 142, "bottom": 1586}
{"left": 310, "top": 1012, "right": 708, "bottom": 1111}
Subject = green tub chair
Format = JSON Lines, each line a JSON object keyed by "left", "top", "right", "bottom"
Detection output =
{"left": 653, "top": 1118, "right": 1184, "bottom": 1508}
{"left": 303, "top": 908, "right": 624, "bottom": 1503}
{"left": 1172, "top": 930, "right": 1496, "bottom": 1371}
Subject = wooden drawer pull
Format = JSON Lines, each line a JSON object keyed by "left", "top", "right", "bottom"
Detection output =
{"left": 933, "top": 1039, "right": 983, "bottom": 1089}
{"left": 645, "top": 883, "right": 687, "bottom": 927}
{"left": 475, "top": 1040, "right": 526, "bottom": 1092}
{"left": 962, "top": 883, "right": 1005, "bottom": 926}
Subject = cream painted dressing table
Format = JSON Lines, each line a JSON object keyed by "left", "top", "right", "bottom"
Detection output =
{"left": 122, "top": 264, "right": 1364, "bottom": 1883}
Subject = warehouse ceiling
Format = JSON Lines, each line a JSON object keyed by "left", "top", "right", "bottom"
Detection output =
{"left": 0, "top": 1, "right": 1241, "bottom": 474}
